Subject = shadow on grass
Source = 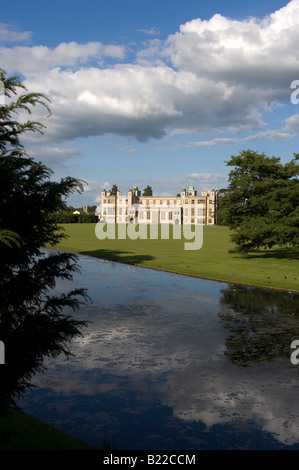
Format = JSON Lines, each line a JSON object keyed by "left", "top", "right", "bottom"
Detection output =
{"left": 80, "top": 249, "right": 155, "bottom": 265}
{"left": 243, "top": 247, "right": 299, "bottom": 260}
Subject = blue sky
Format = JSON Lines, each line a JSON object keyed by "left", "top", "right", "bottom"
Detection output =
{"left": 1, "top": 0, "right": 299, "bottom": 206}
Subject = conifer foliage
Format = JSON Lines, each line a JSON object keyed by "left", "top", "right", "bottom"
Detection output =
{"left": 0, "top": 70, "right": 89, "bottom": 415}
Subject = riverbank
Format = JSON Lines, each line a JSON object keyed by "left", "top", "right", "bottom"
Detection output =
{"left": 0, "top": 408, "right": 100, "bottom": 450}
{"left": 53, "top": 224, "right": 299, "bottom": 292}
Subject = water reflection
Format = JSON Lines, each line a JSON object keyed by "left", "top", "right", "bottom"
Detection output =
{"left": 219, "top": 286, "right": 299, "bottom": 366}
{"left": 18, "top": 251, "right": 299, "bottom": 450}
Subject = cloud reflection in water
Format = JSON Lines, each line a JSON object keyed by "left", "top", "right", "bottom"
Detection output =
{"left": 18, "top": 251, "right": 299, "bottom": 449}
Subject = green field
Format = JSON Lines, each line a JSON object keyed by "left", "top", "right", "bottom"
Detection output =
{"left": 0, "top": 408, "right": 100, "bottom": 450}
{"left": 53, "top": 224, "right": 299, "bottom": 292}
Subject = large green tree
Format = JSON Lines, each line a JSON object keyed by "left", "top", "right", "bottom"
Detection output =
{"left": 0, "top": 70, "right": 89, "bottom": 417}
{"left": 219, "top": 150, "right": 299, "bottom": 253}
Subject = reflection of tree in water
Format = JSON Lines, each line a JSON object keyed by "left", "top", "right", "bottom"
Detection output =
{"left": 218, "top": 286, "right": 299, "bottom": 367}
{"left": 0, "top": 251, "right": 89, "bottom": 428}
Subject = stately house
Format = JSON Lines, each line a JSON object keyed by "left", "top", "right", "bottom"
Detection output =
{"left": 97, "top": 185, "right": 218, "bottom": 226}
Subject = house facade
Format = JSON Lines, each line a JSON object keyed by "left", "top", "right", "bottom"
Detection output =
{"left": 98, "top": 185, "right": 218, "bottom": 226}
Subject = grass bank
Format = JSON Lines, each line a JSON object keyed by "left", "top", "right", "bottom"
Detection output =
{"left": 0, "top": 408, "right": 99, "bottom": 450}
{"left": 54, "top": 224, "right": 299, "bottom": 292}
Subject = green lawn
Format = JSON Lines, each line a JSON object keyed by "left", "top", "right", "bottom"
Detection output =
{"left": 0, "top": 408, "right": 99, "bottom": 450}
{"left": 53, "top": 224, "right": 299, "bottom": 292}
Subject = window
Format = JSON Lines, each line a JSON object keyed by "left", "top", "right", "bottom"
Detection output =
{"left": 169, "top": 212, "right": 173, "bottom": 220}
{"left": 161, "top": 212, "right": 165, "bottom": 220}
{"left": 119, "top": 208, "right": 122, "bottom": 215}
{"left": 184, "top": 208, "right": 188, "bottom": 216}
{"left": 147, "top": 211, "right": 151, "bottom": 220}
{"left": 108, "top": 208, "right": 114, "bottom": 215}
{"left": 139, "top": 212, "right": 144, "bottom": 219}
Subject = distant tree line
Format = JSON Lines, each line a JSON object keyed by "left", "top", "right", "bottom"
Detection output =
{"left": 48, "top": 212, "right": 98, "bottom": 223}
{"left": 48, "top": 205, "right": 98, "bottom": 223}
{"left": 69, "top": 205, "right": 97, "bottom": 213}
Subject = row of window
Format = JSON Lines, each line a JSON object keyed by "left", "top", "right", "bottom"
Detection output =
{"left": 102, "top": 198, "right": 214, "bottom": 205}
{"left": 103, "top": 209, "right": 213, "bottom": 218}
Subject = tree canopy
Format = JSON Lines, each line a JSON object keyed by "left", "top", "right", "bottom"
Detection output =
{"left": 143, "top": 185, "right": 153, "bottom": 196}
{"left": 110, "top": 184, "right": 118, "bottom": 196}
{"left": 219, "top": 150, "right": 299, "bottom": 253}
{"left": 0, "top": 69, "right": 89, "bottom": 418}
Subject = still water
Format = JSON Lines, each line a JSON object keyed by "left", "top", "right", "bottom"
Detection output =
{"left": 18, "top": 250, "right": 299, "bottom": 450}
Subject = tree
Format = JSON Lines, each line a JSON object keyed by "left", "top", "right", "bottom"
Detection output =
{"left": 0, "top": 69, "right": 89, "bottom": 418}
{"left": 215, "top": 188, "right": 228, "bottom": 226}
{"left": 110, "top": 184, "right": 118, "bottom": 196}
{"left": 219, "top": 150, "right": 299, "bottom": 253}
{"left": 87, "top": 205, "right": 97, "bottom": 213}
{"left": 143, "top": 185, "right": 153, "bottom": 196}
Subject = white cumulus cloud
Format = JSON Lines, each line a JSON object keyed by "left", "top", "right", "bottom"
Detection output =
{"left": 1, "top": 1, "right": 299, "bottom": 145}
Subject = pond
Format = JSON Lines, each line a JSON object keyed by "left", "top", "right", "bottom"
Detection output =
{"left": 18, "top": 250, "right": 299, "bottom": 450}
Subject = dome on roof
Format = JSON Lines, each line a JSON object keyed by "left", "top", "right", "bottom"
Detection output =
{"left": 188, "top": 184, "right": 194, "bottom": 191}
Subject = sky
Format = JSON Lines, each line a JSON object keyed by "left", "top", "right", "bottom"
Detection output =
{"left": 1, "top": 0, "right": 299, "bottom": 206}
